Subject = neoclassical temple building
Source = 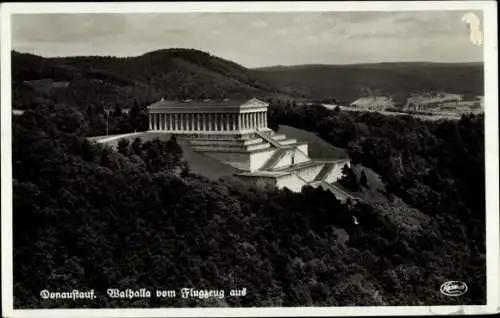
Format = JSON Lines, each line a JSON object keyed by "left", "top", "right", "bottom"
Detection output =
{"left": 145, "top": 98, "right": 351, "bottom": 199}
{"left": 148, "top": 98, "right": 268, "bottom": 133}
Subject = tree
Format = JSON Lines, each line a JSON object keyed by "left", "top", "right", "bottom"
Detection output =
{"left": 131, "top": 137, "right": 143, "bottom": 156}
{"left": 113, "top": 104, "right": 123, "bottom": 117}
{"left": 81, "top": 139, "right": 96, "bottom": 162}
{"left": 339, "top": 164, "right": 359, "bottom": 192}
{"left": 359, "top": 170, "right": 368, "bottom": 188}
{"left": 180, "top": 161, "right": 190, "bottom": 177}
{"left": 117, "top": 139, "right": 130, "bottom": 156}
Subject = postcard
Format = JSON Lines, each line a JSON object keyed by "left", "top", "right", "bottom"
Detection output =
{"left": 1, "top": 1, "right": 498, "bottom": 317}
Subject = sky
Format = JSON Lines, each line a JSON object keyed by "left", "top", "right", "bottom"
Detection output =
{"left": 11, "top": 11, "right": 484, "bottom": 68}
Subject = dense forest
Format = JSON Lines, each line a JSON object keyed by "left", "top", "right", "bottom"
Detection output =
{"left": 11, "top": 48, "right": 485, "bottom": 308}
{"left": 11, "top": 49, "right": 303, "bottom": 113}
{"left": 12, "top": 100, "right": 485, "bottom": 308}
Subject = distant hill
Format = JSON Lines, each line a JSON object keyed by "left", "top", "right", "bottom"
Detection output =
{"left": 12, "top": 49, "right": 484, "bottom": 112}
{"left": 252, "top": 62, "right": 484, "bottom": 103}
{"left": 11, "top": 49, "right": 304, "bottom": 111}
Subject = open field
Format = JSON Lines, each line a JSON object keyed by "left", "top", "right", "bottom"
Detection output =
{"left": 321, "top": 104, "right": 463, "bottom": 121}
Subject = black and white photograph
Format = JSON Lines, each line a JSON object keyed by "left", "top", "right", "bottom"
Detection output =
{"left": 1, "top": 1, "right": 499, "bottom": 317}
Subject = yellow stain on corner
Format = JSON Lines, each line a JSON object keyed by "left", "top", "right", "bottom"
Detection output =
{"left": 461, "top": 12, "right": 483, "bottom": 46}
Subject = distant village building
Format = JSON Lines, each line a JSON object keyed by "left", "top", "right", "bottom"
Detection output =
{"left": 476, "top": 95, "right": 484, "bottom": 111}
{"left": 404, "top": 92, "right": 463, "bottom": 112}
{"left": 12, "top": 109, "right": 25, "bottom": 116}
{"left": 145, "top": 98, "right": 351, "bottom": 200}
{"left": 350, "top": 96, "right": 394, "bottom": 111}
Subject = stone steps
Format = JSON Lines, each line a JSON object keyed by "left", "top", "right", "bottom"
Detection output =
{"left": 177, "top": 132, "right": 257, "bottom": 140}
{"left": 278, "top": 138, "right": 297, "bottom": 146}
{"left": 191, "top": 141, "right": 271, "bottom": 153}
{"left": 188, "top": 137, "right": 264, "bottom": 147}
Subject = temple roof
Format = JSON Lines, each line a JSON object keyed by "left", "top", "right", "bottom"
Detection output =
{"left": 147, "top": 98, "right": 268, "bottom": 112}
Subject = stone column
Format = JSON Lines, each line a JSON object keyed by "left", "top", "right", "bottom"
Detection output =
{"left": 153, "top": 113, "right": 157, "bottom": 130}
{"left": 264, "top": 112, "right": 267, "bottom": 128}
{"left": 160, "top": 114, "right": 164, "bottom": 130}
{"left": 252, "top": 112, "right": 256, "bottom": 130}
{"left": 207, "top": 113, "right": 212, "bottom": 131}
{"left": 218, "top": 113, "right": 222, "bottom": 131}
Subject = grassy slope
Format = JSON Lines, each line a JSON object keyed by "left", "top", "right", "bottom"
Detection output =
{"left": 278, "top": 124, "right": 348, "bottom": 160}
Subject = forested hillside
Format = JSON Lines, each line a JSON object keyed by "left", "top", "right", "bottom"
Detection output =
{"left": 11, "top": 49, "right": 303, "bottom": 111}
{"left": 13, "top": 102, "right": 485, "bottom": 308}
{"left": 11, "top": 49, "right": 485, "bottom": 308}
{"left": 253, "top": 62, "right": 484, "bottom": 103}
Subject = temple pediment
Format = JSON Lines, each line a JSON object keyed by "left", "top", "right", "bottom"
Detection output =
{"left": 147, "top": 98, "right": 268, "bottom": 112}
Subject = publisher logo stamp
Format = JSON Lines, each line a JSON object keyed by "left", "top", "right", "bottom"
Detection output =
{"left": 440, "top": 281, "right": 468, "bottom": 297}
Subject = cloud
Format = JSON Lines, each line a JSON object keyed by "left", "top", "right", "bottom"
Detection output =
{"left": 10, "top": 11, "right": 484, "bottom": 67}
{"left": 250, "top": 20, "right": 268, "bottom": 28}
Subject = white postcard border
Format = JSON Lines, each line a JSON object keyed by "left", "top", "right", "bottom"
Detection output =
{"left": 1, "top": 1, "right": 498, "bottom": 317}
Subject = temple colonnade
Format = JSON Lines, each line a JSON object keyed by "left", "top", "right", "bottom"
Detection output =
{"left": 148, "top": 111, "right": 268, "bottom": 132}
